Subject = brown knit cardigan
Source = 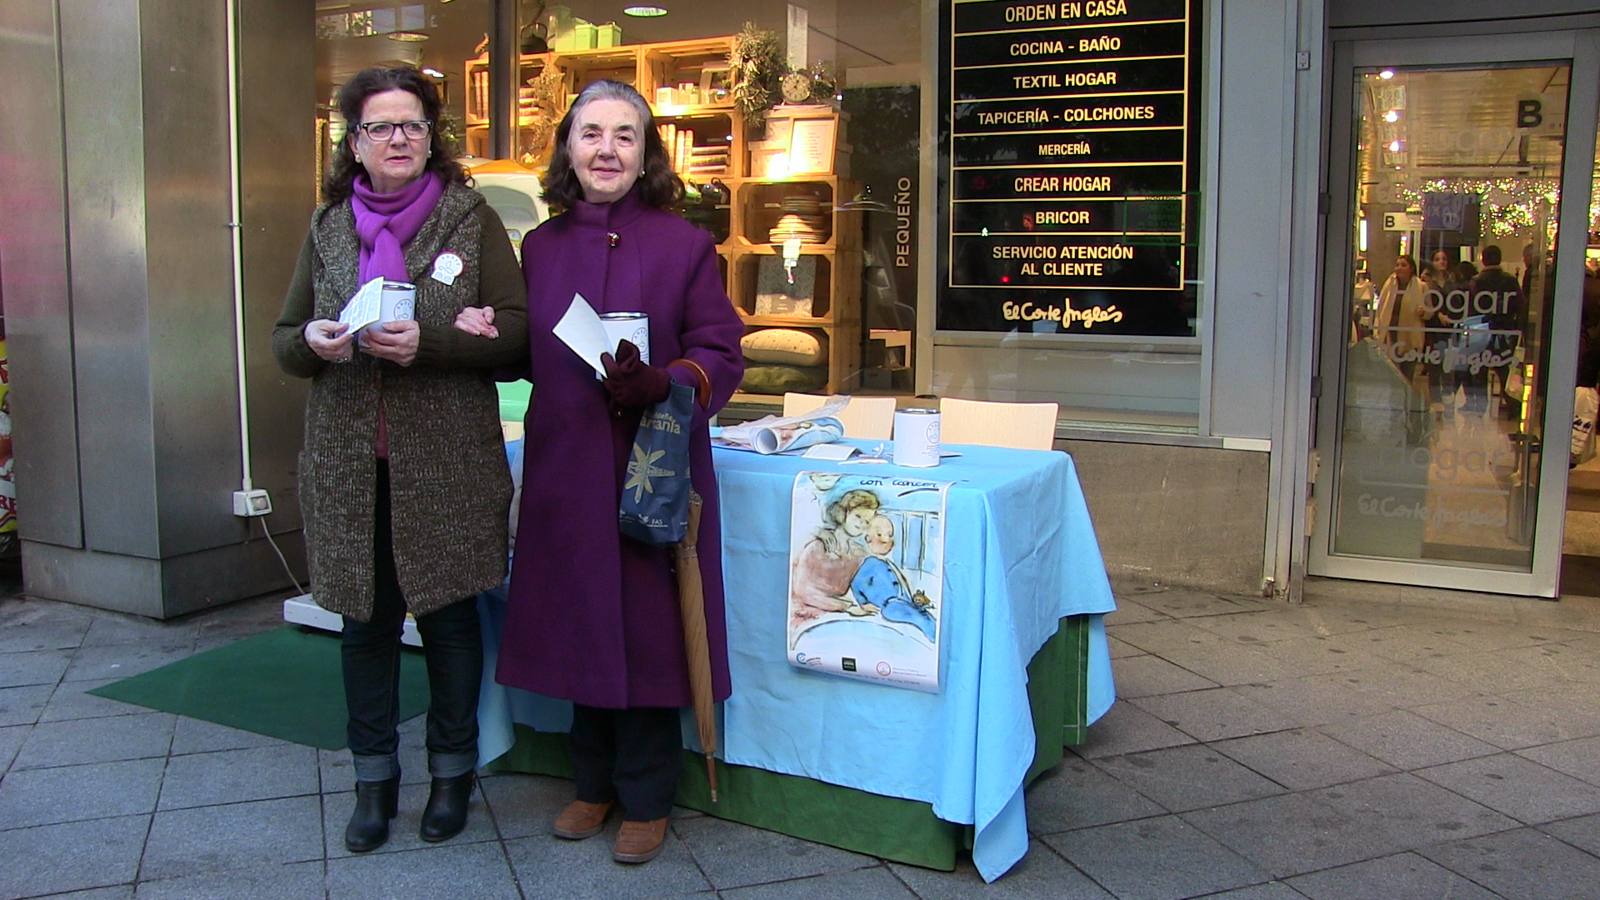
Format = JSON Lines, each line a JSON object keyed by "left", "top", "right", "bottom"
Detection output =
{"left": 271, "top": 182, "right": 528, "bottom": 621}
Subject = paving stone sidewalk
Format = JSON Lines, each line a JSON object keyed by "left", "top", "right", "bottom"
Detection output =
{"left": 4, "top": 580, "right": 1600, "bottom": 898}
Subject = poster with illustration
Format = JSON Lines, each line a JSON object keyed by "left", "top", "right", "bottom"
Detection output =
{"left": 786, "top": 471, "right": 949, "bottom": 692}
{"left": 0, "top": 337, "right": 15, "bottom": 548}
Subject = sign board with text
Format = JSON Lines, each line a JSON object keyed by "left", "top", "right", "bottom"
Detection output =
{"left": 936, "top": 0, "right": 1202, "bottom": 336}
{"left": 1383, "top": 211, "right": 1423, "bottom": 231}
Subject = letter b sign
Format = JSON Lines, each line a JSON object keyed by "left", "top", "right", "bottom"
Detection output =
{"left": 1517, "top": 99, "right": 1543, "bottom": 129}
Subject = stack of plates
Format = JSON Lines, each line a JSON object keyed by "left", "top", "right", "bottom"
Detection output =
{"left": 768, "top": 214, "right": 826, "bottom": 244}
{"left": 780, "top": 196, "right": 825, "bottom": 217}
{"left": 768, "top": 196, "right": 828, "bottom": 243}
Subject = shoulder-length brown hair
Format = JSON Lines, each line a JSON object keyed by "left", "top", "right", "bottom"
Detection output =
{"left": 324, "top": 66, "right": 468, "bottom": 204}
{"left": 542, "top": 80, "right": 683, "bottom": 212}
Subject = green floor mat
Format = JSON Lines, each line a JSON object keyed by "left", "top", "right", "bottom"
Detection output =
{"left": 88, "top": 626, "right": 428, "bottom": 750}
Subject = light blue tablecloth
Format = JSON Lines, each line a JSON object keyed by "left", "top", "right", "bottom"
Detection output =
{"left": 478, "top": 440, "right": 1116, "bottom": 882}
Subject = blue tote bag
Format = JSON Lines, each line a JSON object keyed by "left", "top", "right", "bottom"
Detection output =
{"left": 619, "top": 381, "right": 696, "bottom": 545}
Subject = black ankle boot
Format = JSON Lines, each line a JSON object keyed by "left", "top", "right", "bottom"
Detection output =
{"left": 419, "top": 772, "right": 475, "bottom": 842}
{"left": 345, "top": 777, "right": 400, "bottom": 853}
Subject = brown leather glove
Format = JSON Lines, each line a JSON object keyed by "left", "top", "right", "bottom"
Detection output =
{"left": 601, "top": 339, "right": 672, "bottom": 412}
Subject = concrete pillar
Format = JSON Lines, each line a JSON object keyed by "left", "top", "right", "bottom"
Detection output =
{"left": 0, "top": 0, "right": 314, "bottom": 617}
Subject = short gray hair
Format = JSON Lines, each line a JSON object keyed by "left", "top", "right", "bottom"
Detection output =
{"left": 567, "top": 80, "right": 654, "bottom": 135}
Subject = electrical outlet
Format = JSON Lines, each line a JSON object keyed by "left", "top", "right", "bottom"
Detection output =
{"left": 232, "top": 489, "right": 272, "bottom": 517}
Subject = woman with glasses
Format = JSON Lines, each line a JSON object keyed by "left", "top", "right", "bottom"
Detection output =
{"left": 271, "top": 65, "right": 527, "bottom": 853}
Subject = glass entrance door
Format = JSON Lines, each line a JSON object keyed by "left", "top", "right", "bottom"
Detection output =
{"left": 1310, "top": 33, "right": 1600, "bottom": 596}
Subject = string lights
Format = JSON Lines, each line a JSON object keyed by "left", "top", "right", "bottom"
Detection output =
{"left": 1397, "top": 178, "right": 1566, "bottom": 240}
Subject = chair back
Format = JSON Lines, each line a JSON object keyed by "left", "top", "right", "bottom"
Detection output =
{"left": 938, "top": 398, "right": 1058, "bottom": 451}
{"left": 781, "top": 393, "right": 898, "bottom": 440}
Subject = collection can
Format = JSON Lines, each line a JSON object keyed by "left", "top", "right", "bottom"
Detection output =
{"left": 892, "top": 408, "right": 941, "bottom": 468}
{"left": 599, "top": 312, "right": 650, "bottom": 363}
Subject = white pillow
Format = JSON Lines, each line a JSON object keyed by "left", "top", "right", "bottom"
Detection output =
{"left": 741, "top": 328, "right": 828, "bottom": 366}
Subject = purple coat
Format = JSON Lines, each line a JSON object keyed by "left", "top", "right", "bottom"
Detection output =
{"left": 496, "top": 188, "right": 745, "bottom": 709}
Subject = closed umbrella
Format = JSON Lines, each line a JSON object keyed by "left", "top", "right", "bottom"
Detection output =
{"left": 674, "top": 491, "right": 720, "bottom": 801}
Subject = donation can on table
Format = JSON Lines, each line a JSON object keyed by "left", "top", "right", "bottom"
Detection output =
{"left": 893, "top": 408, "right": 941, "bottom": 467}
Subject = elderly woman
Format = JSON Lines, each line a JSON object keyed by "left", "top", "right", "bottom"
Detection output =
{"left": 271, "top": 65, "right": 527, "bottom": 853}
{"left": 458, "top": 79, "right": 743, "bottom": 865}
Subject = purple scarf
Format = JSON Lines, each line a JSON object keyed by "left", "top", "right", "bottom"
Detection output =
{"left": 350, "top": 171, "right": 445, "bottom": 284}
{"left": 350, "top": 171, "right": 441, "bottom": 460}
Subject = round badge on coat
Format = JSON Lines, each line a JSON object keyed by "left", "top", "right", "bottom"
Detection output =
{"left": 432, "top": 252, "right": 464, "bottom": 284}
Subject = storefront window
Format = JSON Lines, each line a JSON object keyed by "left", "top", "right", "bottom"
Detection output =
{"left": 314, "top": 1, "right": 494, "bottom": 201}
{"left": 312, "top": 1, "right": 1209, "bottom": 425}
{"left": 931, "top": 0, "right": 1205, "bottom": 428}
{"left": 499, "top": 1, "right": 923, "bottom": 402}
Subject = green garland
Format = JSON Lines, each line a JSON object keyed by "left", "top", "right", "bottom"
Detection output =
{"left": 798, "top": 63, "right": 838, "bottom": 104}
{"left": 730, "top": 23, "right": 783, "bottom": 128}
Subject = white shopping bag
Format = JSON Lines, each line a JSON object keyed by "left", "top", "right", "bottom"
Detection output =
{"left": 1572, "top": 386, "right": 1598, "bottom": 465}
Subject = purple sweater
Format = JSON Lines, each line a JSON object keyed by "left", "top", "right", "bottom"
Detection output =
{"left": 496, "top": 187, "right": 745, "bottom": 708}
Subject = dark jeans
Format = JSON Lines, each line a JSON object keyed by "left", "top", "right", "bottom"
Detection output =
{"left": 1491, "top": 333, "right": 1524, "bottom": 417}
{"left": 1461, "top": 365, "right": 1489, "bottom": 411}
{"left": 1461, "top": 333, "right": 1521, "bottom": 414}
{"left": 1427, "top": 336, "right": 1455, "bottom": 405}
{"left": 570, "top": 704, "right": 682, "bottom": 821}
{"left": 343, "top": 461, "right": 482, "bottom": 783}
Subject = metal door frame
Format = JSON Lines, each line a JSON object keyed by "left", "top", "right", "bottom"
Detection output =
{"left": 1309, "top": 30, "right": 1600, "bottom": 596}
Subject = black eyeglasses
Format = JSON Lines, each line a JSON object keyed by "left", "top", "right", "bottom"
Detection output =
{"left": 355, "top": 120, "right": 431, "bottom": 141}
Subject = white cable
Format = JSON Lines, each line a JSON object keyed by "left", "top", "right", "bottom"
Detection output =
{"left": 256, "top": 516, "right": 306, "bottom": 596}
{"left": 226, "top": 0, "right": 252, "bottom": 492}
{"left": 226, "top": 3, "right": 300, "bottom": 600}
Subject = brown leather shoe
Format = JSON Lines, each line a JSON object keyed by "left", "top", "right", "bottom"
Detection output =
{"left": 553, "top": 799, "right": 612, "bottom": 840}
{"left": 612, "top": 817, "right": 669, "bottom": 863}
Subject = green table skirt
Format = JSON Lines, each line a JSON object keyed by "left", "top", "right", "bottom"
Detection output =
{"left": 487, "top": 615, "right": 1091, "bottom": 871}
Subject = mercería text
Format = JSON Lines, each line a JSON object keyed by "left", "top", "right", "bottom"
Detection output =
{"left": 1039, "top": 140, "right": 1091, "bottom": 156}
